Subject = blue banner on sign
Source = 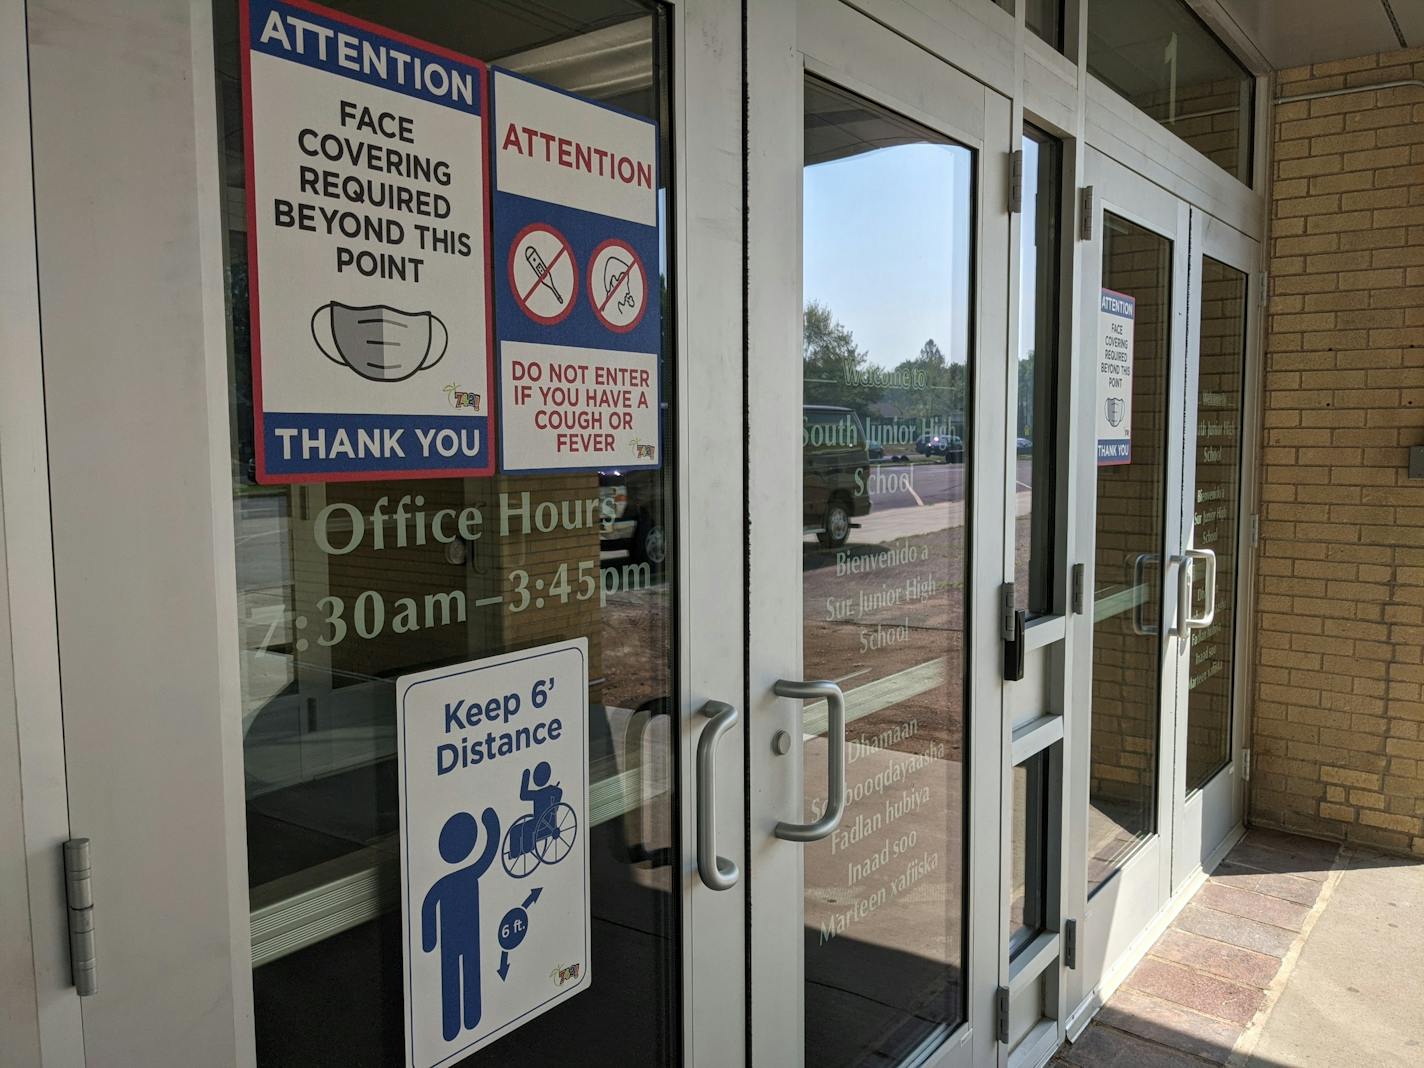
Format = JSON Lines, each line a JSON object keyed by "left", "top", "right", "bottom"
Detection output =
{"left": 263, "top": 412, "right": 491, "bottom": 477}
{"left": 247, "top": 0, "right": 483, "bottom": 114}
{"left": 1098, "top": 438, "right": 1131, "bottom": 464}
{"left": 1100, "top": 289, "right": 1135, "bottom": 318}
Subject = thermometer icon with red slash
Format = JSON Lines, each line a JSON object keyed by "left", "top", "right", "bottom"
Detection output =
{"left": 524, "top": 245, "right": 565, "bottom": 305}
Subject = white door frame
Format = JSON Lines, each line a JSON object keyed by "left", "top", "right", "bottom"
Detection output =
{"left": 27, "top": 0, "right": 747, "bottom": 1063}
{"left": 0, "top": 0, "right": 83, "bottom": 1061}
{"left": 746, "top": 2, "right": 1010, "bottom": 1064}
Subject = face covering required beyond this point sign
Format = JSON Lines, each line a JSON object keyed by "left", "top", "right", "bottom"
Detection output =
{"left": 242, "top": 0, "right": 495, "bottom": 483}
{"left": 398, "top": 639, "right": 590, "bottom": 1066}
{"left": 491, "top": 68, "right": 662, "bottom": 475}
{"left": 1097, "top": 288, "right": 1134, "bottom": 466}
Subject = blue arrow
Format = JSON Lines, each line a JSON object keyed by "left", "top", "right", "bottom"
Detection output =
{"left": 497, "top": 951, "right": 510, "bottom": 981}
{"left": 523, "top": 886, "right": 543, "bottom": 909}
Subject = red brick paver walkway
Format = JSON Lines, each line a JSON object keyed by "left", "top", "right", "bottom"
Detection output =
{"left": 1055, "top": 828, "right": 1342, "bottom": 1067}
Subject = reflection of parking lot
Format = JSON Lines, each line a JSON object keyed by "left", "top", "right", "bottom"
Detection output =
{"left": 831, "top": 458, "right": 1032, "bottom": 543}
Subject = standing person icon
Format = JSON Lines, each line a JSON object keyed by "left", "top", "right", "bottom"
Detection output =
{"left": 422, "top": 807, "right": 500, "bottom": 1042}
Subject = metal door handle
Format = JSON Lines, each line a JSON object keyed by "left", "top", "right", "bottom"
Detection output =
{"left": 1131, "top": 553, "right": 1160, "bottom": 636}
{"left": 1177, "top": 548, "right": 1217, "bottom": 633}
{"left": 773, "top": 679, "right": 847, "bottom": 842}
{"left": 696, "top": 700, "right": 739, "bottom": 891}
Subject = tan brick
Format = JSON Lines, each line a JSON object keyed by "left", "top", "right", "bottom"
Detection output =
{"left": 1310, "top": 171, "right": 1376, "bottom": 194}
{"left": 1312, "top": 54, "right": 1379, "bottom": 78}
{"left": 1319, "top": 802, "right": 1356, "bottom": 823}
{"left": 1307, "top": 210, "right": 1376, "bottom": 234}
{"left": 1344, "top": 104, "right": 1417, "bottom": 131}
{"left": 1276, "top": 233, "right": 1339, "bottom": 256}
{"left": 1344, "top": 188, "right": 1411, "bottom": 211}
{"left": 1278, "top": 154, "right": 1342, "bottom": 179}
{"left": 1281, "top": 115, "right": 1345, "bottom": 140}
{"left": 1342, "top": 146, "right": 1413, "bottom": 170}
{"left": 1358, "top": 810, "right": 1420, "bottom": 834}
{"left": 1338, "top": 227, "right": 1408, "bottom": 250}
{"left": 1313, "top": 131, "right": 1378, "bottom": 155}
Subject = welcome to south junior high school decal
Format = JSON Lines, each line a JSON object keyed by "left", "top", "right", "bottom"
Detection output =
{"left": 242, "top": 0, "right": 495, "bottom": 482}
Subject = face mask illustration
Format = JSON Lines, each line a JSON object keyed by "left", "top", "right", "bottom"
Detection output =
{"left": 311, "top": 302, "right": 448, "bottom": 383}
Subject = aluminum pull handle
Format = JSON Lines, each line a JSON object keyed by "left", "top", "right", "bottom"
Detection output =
{"left": 1177, "top": 548, "right": 1217, "bottom": 633}
{"left": 773, "top": 679, "right": 847, "bottom": 843}
{"left": 1131, "top": 553, "right": 1161, "bottom": 636}
{"left": 696, "top": 700, "right": 740, "bottom": 891}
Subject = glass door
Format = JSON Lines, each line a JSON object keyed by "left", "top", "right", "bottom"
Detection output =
{"left": 746, "top": 3, "right": 1010, "bottom": 1065}
{"left": 1067, "top": 147, "right": 1191, "bottom": 1006}
{"left": 31, "top": 0, "right": 748, "bottom": 1063}
{"left": 1067, "top": 148, "right": 1254, "bottom": 1017}
{"left": 1170, "top": 215, "right": 1256, "bottom": 889}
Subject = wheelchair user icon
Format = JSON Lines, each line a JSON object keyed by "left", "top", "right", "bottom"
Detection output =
{"left": 501, "top": 761, "right": 578, "bottom": 878}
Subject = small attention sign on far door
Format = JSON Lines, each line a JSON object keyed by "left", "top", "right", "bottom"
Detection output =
{"left": 1097, "top": 288, "right": 1135, "bottom": 465}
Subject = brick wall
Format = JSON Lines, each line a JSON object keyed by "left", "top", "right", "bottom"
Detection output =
{"left": 1252, "top": 49, "right": 1424, "bottom": 857}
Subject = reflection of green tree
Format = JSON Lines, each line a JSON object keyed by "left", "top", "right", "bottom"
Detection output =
{"left": 882, "top": 338, "right": 967, "bottom": 428}
{"left": 1018, "top": 351, "right": 1034, "bottom": 436}
{"left": 803, "top": 301, "right": 882, "bottom": 416}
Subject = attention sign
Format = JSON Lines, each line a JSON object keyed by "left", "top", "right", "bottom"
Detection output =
{"left": 1097, "top": 288, "right": 1134, "bottom": 466}
{"left": 242, "top": 0, "right": 495, "bottom": 482}
{"left": 490, "top": 68, "right": 662, "bottom": 475}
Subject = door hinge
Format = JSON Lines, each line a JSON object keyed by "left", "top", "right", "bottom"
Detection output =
{"left": 1250, "top": 513, "right": 1259, "bottom": 549}
{"left": 1009, "top": 149, "right": 1024, "bottom": 214}
{"left": 63, "top": 838, "right": 97, "bottom": 996}
{"left": 1079, "top": 185, "right": 1094, "bottom": 241}
{"left": 1071, "top": 562, "right": 1086, "bottom": 615}
{"left": 995, "top": 985, "right": 1010, "bottom": 1043}
{"left": 1001, "top": 583, "right": 1026, "bottom": 682}
{"left": 1243, "top": 748, "right": 1252, "bottom": 782}
{"left": 1064, "top": 918, "right": 1078, "bottom": 969}
{"left": 1258, "top": 270, "right": 1269, "bottom": 308}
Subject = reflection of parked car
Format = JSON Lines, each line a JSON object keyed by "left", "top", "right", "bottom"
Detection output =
{"left": 804, "top": 404, "right": 872, "bottom": 548}
{"left": 599, "top": 468, "right": 667, "bottom": 568}
{"left": 1016, "top": 436, "right": 1033, "bottom": 453}
{"left": 924, "top": 433, "right": 964, "bottom": 463}
{"left": 867, "top": 438, "right": 885, "bottom": 460}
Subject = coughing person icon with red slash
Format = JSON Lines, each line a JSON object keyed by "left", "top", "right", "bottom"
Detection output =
{"left": 422, "top": 807, "right": 501, "bottom": 1042}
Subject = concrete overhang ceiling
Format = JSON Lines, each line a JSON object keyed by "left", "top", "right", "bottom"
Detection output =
{"left": 1212, "top": 0, "right": 1420, "bottom": 69}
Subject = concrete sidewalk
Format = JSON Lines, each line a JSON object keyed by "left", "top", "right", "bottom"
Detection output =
{"left": 1055, "top": 829, "right": 1424, "bottom": 1067}
{"left": 1241, "top": 846, "right": 1424, "bottom": 1067}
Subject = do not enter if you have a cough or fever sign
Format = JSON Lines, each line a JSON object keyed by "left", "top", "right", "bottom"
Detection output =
{"left": 491, "top": 68, "right": 662, "bottom": 475}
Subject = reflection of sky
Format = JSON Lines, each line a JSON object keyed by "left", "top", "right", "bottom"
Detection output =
{"left": 1019, "top": 136, "right": 1039, "bottom": 362}
{"left": 804, "top": 143, "right": 972, "bottom": 371}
